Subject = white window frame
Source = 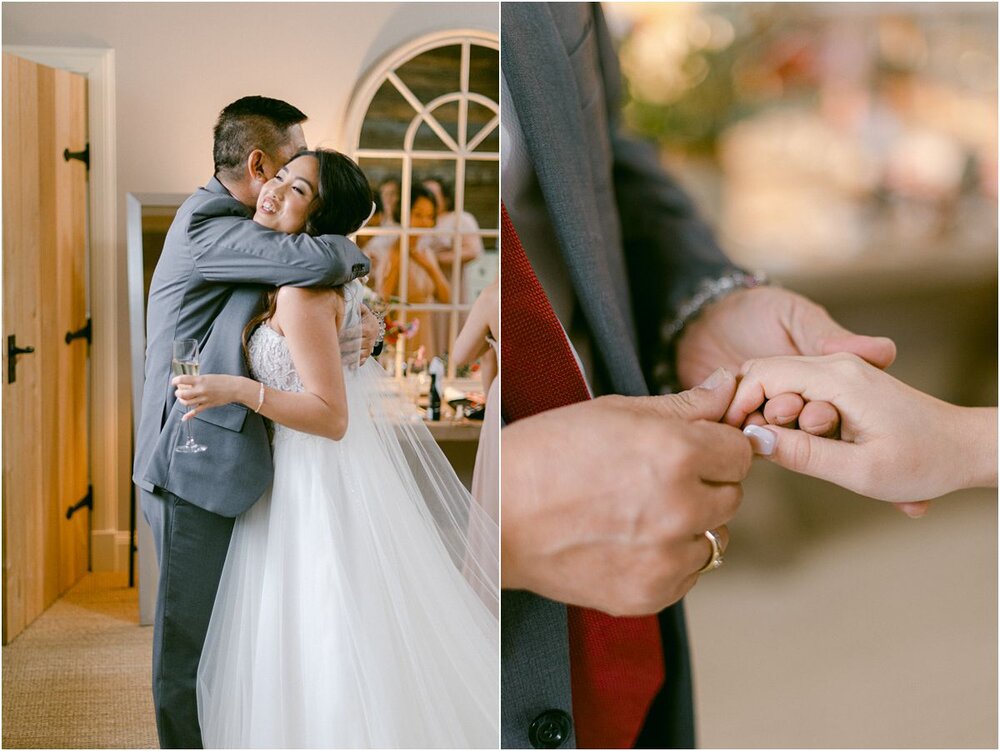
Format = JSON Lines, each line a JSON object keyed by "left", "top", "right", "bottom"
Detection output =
{"left": 345, "top": 30, "right": 499, "bottom": 378}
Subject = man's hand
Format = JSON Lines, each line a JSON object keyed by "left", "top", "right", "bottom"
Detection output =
{"left": 359, "top": 305, "right": 379, "bottom": 365}
{"left": 501, "top": 368, "right": 752, "bottom": 616}
{"left": 676, "top": 286, "right": 897, "bottom": 436}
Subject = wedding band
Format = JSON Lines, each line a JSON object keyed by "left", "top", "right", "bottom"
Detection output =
{"left": 697, "top": 529, "right": 724, "bottom": 574}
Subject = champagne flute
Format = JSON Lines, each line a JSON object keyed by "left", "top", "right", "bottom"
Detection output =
{"left": 172, "top": 339, "right": 207, "bottom": 453}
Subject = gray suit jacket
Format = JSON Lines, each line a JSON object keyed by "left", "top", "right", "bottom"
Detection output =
{"left": 501, "top": 3, "right": 735, "bottom": 748}
{"left": 132, "top": 177, "right": 369, "bottom": 517}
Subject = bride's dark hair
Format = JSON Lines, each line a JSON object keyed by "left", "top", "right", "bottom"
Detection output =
{"left": 243, "top": 149, "right": 373, "bottom": 360}
{"left": 297, "top": 149, "right": 373, "bottom": 236}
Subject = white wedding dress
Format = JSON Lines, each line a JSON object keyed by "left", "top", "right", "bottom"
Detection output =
{"left": 196, "top": 281, "right": 499, "bottom": 749}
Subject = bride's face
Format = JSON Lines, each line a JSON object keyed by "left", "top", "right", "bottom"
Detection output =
{"left": 254, "top": 155, "right": 320, "bottom": 234}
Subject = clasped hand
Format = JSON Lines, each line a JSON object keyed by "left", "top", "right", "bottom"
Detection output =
{"left": 502, "top": 286, "right": 919, "bottom": 616}
{"left": 723, "top": 353, "right": 997, "bottom": 506}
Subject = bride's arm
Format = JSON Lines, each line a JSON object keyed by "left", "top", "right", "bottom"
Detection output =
{"left": 173, "top": 286, "right": 349, "bottom": 441}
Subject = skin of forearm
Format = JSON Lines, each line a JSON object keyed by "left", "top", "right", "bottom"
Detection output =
{"left": 498, "top": 424, "right": 544, "bottom": 591}
{"left": 228, "top": 374, "right": 348, "bottom": 441}
{"left": 437, "top": 243, "right": 479, "bottom": 266}
{"left": 479, "top": 351, "right": 497, "bottom": 393}
{"left": 950, "top": 406, "right": 998, "bottom": 490}
{"left": 429, "top": 266, "right": 451, "bottom": 303}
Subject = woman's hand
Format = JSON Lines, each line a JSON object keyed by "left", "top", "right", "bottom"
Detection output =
{"left": 173, "top": 374, "right": 256, "bottom": 421}
{"left": 411, "top": 244, "right": 442, "bottom": 272}
{"left": 676, "top": 286, "right": 896, "bottom": 437}
{"left": 723, "top": 353, "right": 998, "bottom": 503}
{"left": 410, "top": 244, "right": 452, "bottom": 303}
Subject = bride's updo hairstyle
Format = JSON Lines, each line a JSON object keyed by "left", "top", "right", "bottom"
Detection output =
{"left": 243, "top": 149, "right": 374, "bottom": 360}
{"left": 292, "top": 149, "right": 374, "bottom": 236}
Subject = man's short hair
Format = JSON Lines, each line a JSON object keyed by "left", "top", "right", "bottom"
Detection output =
{"left": 213, "top": 96, "right": 307, "bottom": 177}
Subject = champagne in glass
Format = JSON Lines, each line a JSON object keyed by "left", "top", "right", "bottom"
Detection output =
{"left": 173, "top": 339, "right": 207, "bottom": 453}
{"left": 171, "top": 359, "right": 200, "bottom": 377}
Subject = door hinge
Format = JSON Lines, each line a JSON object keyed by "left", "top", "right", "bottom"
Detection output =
{"left": 63, "top": 143, "right": 90, "bottom": 171}
{"left": 66, "top": 485, "right": 93, "bottom": 520}
{"left": 65, "top": 318, "right": 92, "bottom": 346}
{"left": 7, "top": 334, "right": 36, "bottom": 384}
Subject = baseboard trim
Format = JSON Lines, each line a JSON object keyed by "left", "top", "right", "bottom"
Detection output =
{"left": 91, "top": 529, "right": 132, "bottom": 572}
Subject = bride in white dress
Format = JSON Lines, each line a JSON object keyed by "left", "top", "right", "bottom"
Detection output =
{"left": 171, "top": 150, "right": 498, "bottom": 748}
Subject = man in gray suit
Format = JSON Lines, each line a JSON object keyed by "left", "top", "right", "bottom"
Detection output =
{"left": 133, "top": 96, "right": 375, "bottom": 749}
{"left": 500, "top": 4, "right": 898, "bottom": 748}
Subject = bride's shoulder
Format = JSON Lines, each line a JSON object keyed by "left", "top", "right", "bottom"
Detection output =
{"left": 275, "top": 285, "right": 345, "bottom": 309}
{"left": 274, "top": 286, "right": 345, "bottom": 327}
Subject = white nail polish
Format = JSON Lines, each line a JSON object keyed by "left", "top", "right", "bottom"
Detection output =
{"left": 743, "top": 425, "right": 776, "bottom": 456}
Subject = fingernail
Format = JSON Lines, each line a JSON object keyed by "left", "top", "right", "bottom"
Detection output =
{"left": 743, "top": 425, "right": 776, "bottom": 456}
{"left": 697, "top": 367, "right": 729, "bottom": 391}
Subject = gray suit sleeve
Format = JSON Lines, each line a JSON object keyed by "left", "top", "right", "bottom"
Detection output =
{"left": 187, "top": 195, "right": 370, "bottom": 287}
{"left": 592, "top": 5, "right": 741, "bottom": 372}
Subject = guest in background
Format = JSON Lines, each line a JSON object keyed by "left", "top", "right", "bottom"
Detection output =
{"left": 358, "top": 191, "right": 391, "bottom": 292}
{"left": 453, "top": 279, "right": 500, "bottom": 523}
{"left": 376, "top": 177, "right": 400, "bottom": 228}
{"left": 356, "top": 191, "right": 383, "bottom": 250}
{"left": 421, "top": 175, "right": 484, "bottom": 303}
{"left": 377, "top": 185, "right": 451, "bottom": 357}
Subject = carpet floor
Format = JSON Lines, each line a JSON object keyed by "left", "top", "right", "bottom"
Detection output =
{"left": 2, "top": 572, "right": 157, "bottom": 749}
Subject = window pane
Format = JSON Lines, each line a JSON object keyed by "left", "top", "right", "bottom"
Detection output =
{"left": 413, "top": 101, "right": 461, "bottom": 151}
{"left": 468, "top": 101, "right": 499, "bottom": 153}
{"left": 353, "top": 37, "right": 499, "bottom": 383}
{"left": 356, "top": 157, "right": 403, "bottom": 301}
{"left": 469, "top": 44, "right": 499, "bottom": 104}
{"left": 411, "top": 159, "right": 488, "bottom": 308}
{"left": 465, "top": 160, "right": 499, "bottom": 230}
{"left": 396, "top": 45, "right": 462, "bottom": 106}
{"left": 358, "top": 79, "right": 413, "bottom": 150}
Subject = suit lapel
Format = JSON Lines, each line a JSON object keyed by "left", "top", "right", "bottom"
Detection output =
{"left": 502, "top": 3, "right": 645, "bottom": 394}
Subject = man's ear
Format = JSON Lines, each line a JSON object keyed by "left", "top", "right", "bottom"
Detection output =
{"left": 246, "top": 149, "right": 267, "bottom": 181}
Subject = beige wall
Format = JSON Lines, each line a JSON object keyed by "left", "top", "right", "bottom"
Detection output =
{"left": 2, "top": 2, "right": 499, "bottom": 541}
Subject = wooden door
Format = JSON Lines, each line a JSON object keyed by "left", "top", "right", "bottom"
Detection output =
{"left": 2, "top": 53, "right": 90, "bottom": 644}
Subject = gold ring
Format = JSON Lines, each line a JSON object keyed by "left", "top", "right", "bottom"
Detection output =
{"left": 697, "top": 529, "right": 724, "bottom": 574}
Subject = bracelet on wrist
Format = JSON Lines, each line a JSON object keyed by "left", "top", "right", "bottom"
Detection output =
{"left": 253, "top": 381, "right": 265, "bottom": 414}
{"left": 655, "top": 269, "right": 770, "bottom": 392}
{"left": 373, "top": 311, "right": 387, "bottom": 346}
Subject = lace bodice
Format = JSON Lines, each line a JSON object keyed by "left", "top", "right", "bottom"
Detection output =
{"left": 248, "top": 281, "right": 365, "bottom": 396}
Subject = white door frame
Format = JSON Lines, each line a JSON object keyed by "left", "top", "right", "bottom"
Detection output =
{"left": 4, "top": 45, "right": 127, "bottom": 572}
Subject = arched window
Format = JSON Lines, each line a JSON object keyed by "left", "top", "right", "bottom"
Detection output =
{"left": 345, "top": 30, "right": 498, "bottom": 379}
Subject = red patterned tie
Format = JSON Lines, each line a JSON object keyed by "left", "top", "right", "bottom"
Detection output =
{"left": 501, "top": 204, "right": 665, "bottom": 748}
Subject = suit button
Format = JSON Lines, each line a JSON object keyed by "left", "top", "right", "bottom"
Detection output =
{"left": 528, "top": 709, "right": 572, "bottom": 749}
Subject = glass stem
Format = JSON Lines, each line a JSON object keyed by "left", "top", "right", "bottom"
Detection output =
{"left": 185, "top": 409, "right": 195, "bottom": 444}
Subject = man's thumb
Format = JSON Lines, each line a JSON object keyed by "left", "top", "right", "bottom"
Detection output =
{"left": 659, "top": 368, "right": 736, "bottom": 423}
{"left": 790, "top": 298, "right": 897, "bottom": 369}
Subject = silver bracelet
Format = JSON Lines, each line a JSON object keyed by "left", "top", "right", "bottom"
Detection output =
{"left": 373, "top": 310, "right": 386, "bottom": 346}
{"left": 656, "top": 269, "right": 770, "bottom": 391}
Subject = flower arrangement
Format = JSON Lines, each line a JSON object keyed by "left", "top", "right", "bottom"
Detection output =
{"left": 383, "top": 315, "right": 420, "bottom": 345}
{"left": 359, "top": 287, "right": 419, "bottom": 345}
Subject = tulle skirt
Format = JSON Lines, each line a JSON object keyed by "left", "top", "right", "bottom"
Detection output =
{"left": 196, "top": 360, "right": 498, "bottom": 748}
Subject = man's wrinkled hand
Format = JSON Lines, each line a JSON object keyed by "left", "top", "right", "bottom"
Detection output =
{"left": 675, "top": 286, "right": 896, "bottom": 439}
{"left": 502, "top": 368, "right": 752, "bottom": 616}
